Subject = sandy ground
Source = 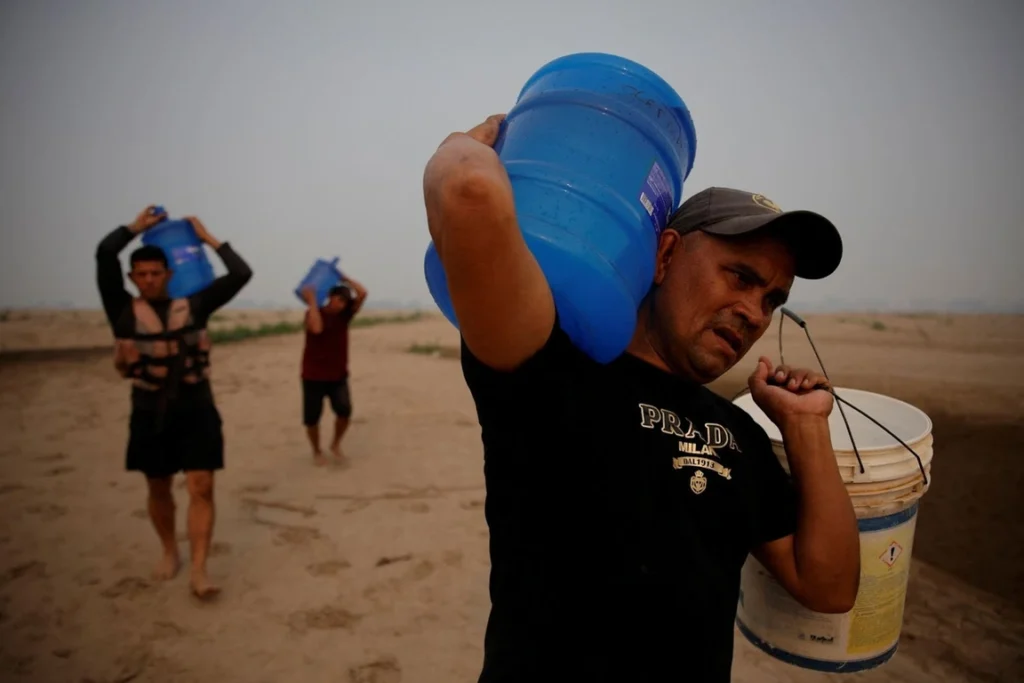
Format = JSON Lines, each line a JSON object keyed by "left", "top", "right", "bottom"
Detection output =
{"left": 0, "top": 310, "right": 1021, "bottom": 682}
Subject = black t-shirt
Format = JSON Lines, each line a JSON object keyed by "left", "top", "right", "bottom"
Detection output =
{"left": 461, "top": 320, "right": 798, "bottom": 682}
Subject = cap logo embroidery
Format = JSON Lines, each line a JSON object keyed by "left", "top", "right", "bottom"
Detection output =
{"left": 751, "top": 194, "right": 783, "bottom": 213}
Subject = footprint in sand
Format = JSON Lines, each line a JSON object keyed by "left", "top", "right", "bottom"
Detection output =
{"left": 408, "top": 560, "right": 435, "bottom": 582}
{"left": 375, "top": 554, "right": 413, "bottom": 568}
{"left": 443, "top": 550, "right": 464, "bottom": 568}
{"left": 238, "top": 483, "right": 273, "bottom": 494}
{"left": 14, "top": 609, "right": 51, "bottom": 641}
{"left": 25, "top": 503, "right": 68, "bottom": 521}
{"left": 363, "top": 558, "right": 436, "bottom": 610}
{"left": 306, "top": 560, "right": 351, "bottom": 577}
{"left": 151, "top": 620, "right": 187, "bottom": 639}
{"left": 0, "top": 483, "right": 26, "bottom": 496}
{"left": 274, "top": 527, "right": 321, "bottom": 546}
{"left": 44, "top": 466, "right": 75, "bottom": 477}
{"left": 34, "top": 453, "right": 67, "bottom": 463}
{"left": 210, "top": 542, "right": 232, "bottom": 557}
{"left": 349, "top": 656, "right": 402, "bottom": 683}
{"left": 1, "top": 561, "right": 47, "bottom": 587}
{"left": 401, "top": 502, "right": 430, "bottom": 514}
{"left": 372, "top": 556, "right": 434, "bottom": 581}
{"left": 101, "top": 576, "right": 154, "bottom": 600}
{"left": 343, "top": 500, "right": 373, "bottom": 514}
{"left": 131, "top": 509, "right": 148, "bottom": 519}
{"left": 287, "top": 605, "right": 362, "bottom": 634}
{"left": 459, "top": 499, "right": 484, "bottom": 511}
{"left": 243, "top": 498, "right": 323, "bottom": 546}
{"left": 6, "top": 655, "right": 33, "bottom": 676}
{"left": 74, "top": 569, "right": 101, "bottom": 587}
{"left": 244, "top": 498, "right": 317, "bottom": 522}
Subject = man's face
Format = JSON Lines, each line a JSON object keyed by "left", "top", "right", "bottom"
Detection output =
{"left": 326, "top": 293, "right": 349, "bottom": 314}
{"left": 648, "top": 229, "right": 794, "bottom": 383}
{"left": 129, "top": 260, "right": 171, "bottom": 301}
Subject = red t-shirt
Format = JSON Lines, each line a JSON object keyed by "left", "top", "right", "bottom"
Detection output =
{"left": 301, "top": 309, "right": 352, "bottom": 381}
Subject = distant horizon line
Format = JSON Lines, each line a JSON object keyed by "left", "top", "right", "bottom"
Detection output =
{"left": 2, "top": 301, "right": 1022, "bottom": 315}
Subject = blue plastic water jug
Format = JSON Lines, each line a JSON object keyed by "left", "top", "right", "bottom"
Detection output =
{"left": 141, "top": 210, "right": 216, "bottom": 299}
{"left": 295, "top": 257, "right": 344, "bottom": 306}
{"left": 423, "top": 52, "right": 696, "bottom": 363}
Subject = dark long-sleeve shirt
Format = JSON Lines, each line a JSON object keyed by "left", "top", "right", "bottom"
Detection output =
{"left": 96, "top": 225, "right": 253, "bottom": 409}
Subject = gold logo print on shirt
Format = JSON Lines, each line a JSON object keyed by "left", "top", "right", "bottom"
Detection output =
{"left": 638, "top": 403, "right": 739, "bottom": 486}
{"left": 673, "top": 455, "right": 732, "bottom": 480}
{"left": 638, "top": 403, "right": 742, "bottom": 457}
{"left": 690, "top": 470, "right": 708, "bottom": 495}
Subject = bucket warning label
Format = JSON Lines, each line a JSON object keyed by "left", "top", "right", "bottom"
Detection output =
{"left": 640, "top": 161, "right": 673, "bottom": 238}
{"left": 846, "top": 513, "right": 918, "bottom": 657}
{"left": 880, "top": 541, "right": 903, "bottom": 568}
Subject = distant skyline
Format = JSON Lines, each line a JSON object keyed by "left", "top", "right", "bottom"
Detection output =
{"left": 2, "top": 1, "right": 1022, "bottom": 314}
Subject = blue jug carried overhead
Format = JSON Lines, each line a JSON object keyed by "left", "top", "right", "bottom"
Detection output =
{"left": 295, "top": 257, "right": 344, "bottom": 306}
{"left": 141, "top": 207, "right": 216, "bottom": 299}
{"left": 423, "top": 52, "right": 697, "bottom": 363}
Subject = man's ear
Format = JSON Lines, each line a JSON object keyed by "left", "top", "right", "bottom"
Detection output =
{"left": 653, "top": 229, "right": 681, "bottom": 285}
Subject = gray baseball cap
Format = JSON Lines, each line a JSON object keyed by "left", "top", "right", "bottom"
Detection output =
{"left": 665, "top": 187, "right": 843, "bottom": 279}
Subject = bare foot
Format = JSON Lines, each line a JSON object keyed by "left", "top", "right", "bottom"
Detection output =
{"left": 153, "top": 552, "right": 181, "bottom": 581}
{"left": 190, "top": 569, "right": 221, "bottom": 600}
{"left": 313, "top": 452, "right": 327, "bottom": 467}
{"left": 330, "top": 443, "right": 345, "bottom": 463}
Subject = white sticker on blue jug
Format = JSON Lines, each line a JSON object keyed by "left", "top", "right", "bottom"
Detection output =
{"left": 640, "top": 161, "right": 673, "bottom": 237}
{"left": 170, "top": 245, "right": 202, "bottom": 267}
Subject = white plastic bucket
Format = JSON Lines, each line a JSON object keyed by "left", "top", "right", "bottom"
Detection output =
{"left": 731, "top": 387, "right": 934, "bottom": 673}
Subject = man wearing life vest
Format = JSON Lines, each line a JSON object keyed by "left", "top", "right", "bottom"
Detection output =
{"left": 300, "top": 277, "right": 367, "bottom": 466}
{"left": 96, "top": 206, "right": 252, "bottom": 600}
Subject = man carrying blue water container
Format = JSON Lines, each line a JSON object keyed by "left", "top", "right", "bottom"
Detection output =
{"left": 424, "top": 115, "right": 860, "bottom": 681}
{"left": 299, "top": 276, "right": 367, "bottom": 466}
{"left": 95, "top": 205, "right": 252, "bottom": 600}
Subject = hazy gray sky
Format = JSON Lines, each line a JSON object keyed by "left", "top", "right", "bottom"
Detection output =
{"left": 2, "top": 0, "right": 1021, "bottom": 312}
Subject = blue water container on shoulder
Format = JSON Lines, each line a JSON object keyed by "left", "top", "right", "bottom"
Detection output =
{"left": 295, "top": 257, "right": 343, "bottom": 306}
{"left": 423, "top": 52, "right": 697, "bottom": 363}
{"left": 141, "top": 208, "right": 216, "bottom": 299}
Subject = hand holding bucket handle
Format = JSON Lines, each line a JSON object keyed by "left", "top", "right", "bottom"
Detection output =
{"left": 775, "top": 306, "right": 930, "bottom": 485}
{"left": 748, "top": 356, "right": 834, "bottom": 429}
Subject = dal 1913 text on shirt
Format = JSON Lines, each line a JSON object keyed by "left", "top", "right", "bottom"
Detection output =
{"left": 461, "top": 319, "right": 798, "bottom": 683}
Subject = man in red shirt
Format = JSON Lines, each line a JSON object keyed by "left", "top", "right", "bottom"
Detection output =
{"left": 300, "top": 277, "right": 367, "bottom": 465}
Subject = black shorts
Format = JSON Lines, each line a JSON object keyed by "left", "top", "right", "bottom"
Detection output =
{"left": 126, "top": 400, "right": 224, "bottom": 479}
{"left": 302, "top": 379, "right": 352, "bottom": 425}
